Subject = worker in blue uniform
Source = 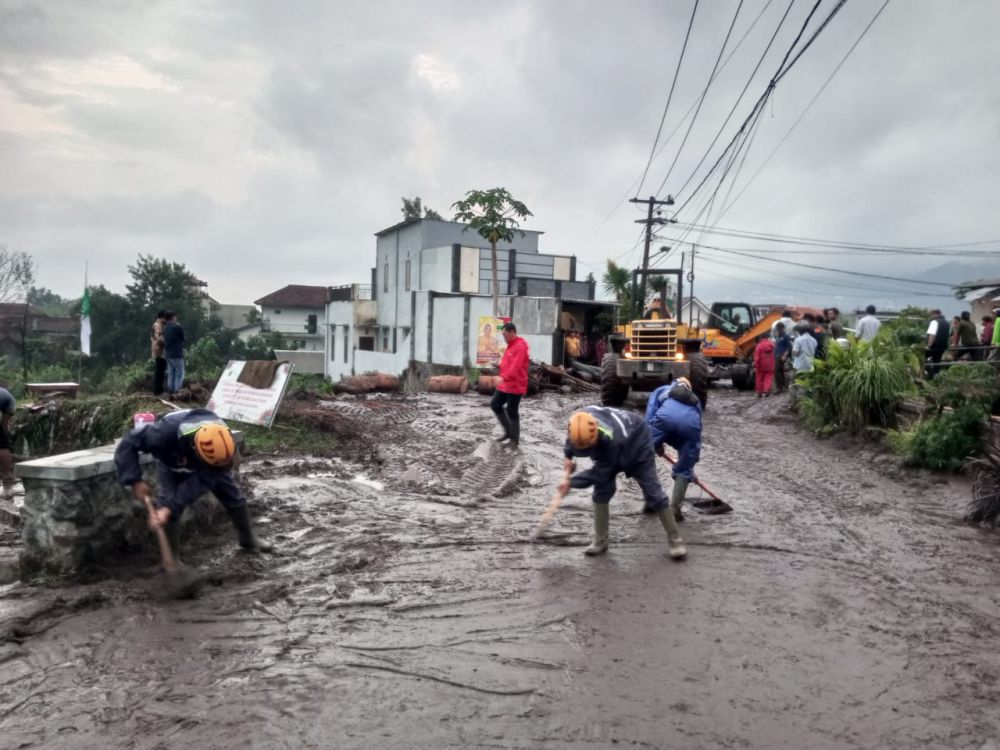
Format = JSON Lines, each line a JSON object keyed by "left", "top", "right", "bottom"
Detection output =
{"left": 645, "top": 377, "right": 703, "bottom": 522}
{"left": 560, "top": 406, "right": 686, "bottom": 560}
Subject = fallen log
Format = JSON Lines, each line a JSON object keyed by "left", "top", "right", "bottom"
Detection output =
{"left": 477, "top": 375, "right": 500, "bottom": 395}
{"left": 427, "top": 375, "right": 469, "bottom": 394}
{"left": 335, "top": 373, "right": 401, "bottom": 395}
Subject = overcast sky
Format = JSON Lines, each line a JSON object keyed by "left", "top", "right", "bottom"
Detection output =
{"left": 2, "top": 0, "right": 998, "bottom": 311}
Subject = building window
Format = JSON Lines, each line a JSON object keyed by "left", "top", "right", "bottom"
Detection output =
{"left": 359, "top": 336, "right": 374, "bottom": 351}
{"left": 306, "top": 314, "right": 317, "bottom": 334}
{"left": 330, "top": 330, "right": 336, "bottom": 361}
{"left": 405, "top": 257, "right": 411, "bottom": 291}
{"left": 343, "top": 326, "right": 349, "bottom": 363}
{"left": 383, "top": 262, "right": 389, "bottom": 293}
{"left": 382, "top": 327, "right": 390, "bottom": 351}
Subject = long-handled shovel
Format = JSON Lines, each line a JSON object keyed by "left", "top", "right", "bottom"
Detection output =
{"left": 142, "top": 496, "right": 202, "bottom": 598}
{"left": 660, "top": 454, "right": 733, "bottom": 514}
{"left": 530, "top": 470, "right": 571, "bottom": 541}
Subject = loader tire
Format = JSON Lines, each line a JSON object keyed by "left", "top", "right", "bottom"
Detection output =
{"left": 687, "top": 352, "right": 709, "bottom": 409}
{"left": 600, "top": 353, "right": 629, "bottom": 407}
{"left": 731, "top": 362, "right": 755, "bottom": 391}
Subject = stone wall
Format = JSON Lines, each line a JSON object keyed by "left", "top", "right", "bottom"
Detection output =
{"left": 15, "top": 436, "right": 241, "bottom": 582}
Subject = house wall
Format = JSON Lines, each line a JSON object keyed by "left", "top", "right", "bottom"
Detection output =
{"left": 261, "top": 304, "right": 324, "bottom": 351}
{"left": 274, "top": 349, "right": 324, "bottom": 375}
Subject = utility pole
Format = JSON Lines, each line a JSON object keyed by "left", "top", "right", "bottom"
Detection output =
{"left": 629, "top": 195, "right": 675, "bottom": 319}
{"left": 688, "top": 243, "right": 696, "bottom": 328}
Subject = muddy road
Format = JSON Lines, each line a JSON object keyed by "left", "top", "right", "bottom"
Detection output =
{"left": 2, "top": 388, "right": 999, "bottom": 749}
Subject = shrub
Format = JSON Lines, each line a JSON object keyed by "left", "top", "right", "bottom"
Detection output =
{"left": 889, "top": 404, "right": 986, "bottom": 471}
{"left": 924, "top": 362, "right": 999, "bottom": 413}
{"left": 797, "top": 337, "right": 919, "bottom": 432}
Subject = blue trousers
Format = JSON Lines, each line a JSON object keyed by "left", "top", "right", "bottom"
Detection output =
{"left": 591, "top": 453, "right": 669, "bottom": 512}
{"left": 166, "top": 357, "right": 185, "bottom": 393}
{"left": 155, "top": 463, "right": 246, "bottom": 516}
{"left": 659, "top": 422, "right": 701, "bottom": 481}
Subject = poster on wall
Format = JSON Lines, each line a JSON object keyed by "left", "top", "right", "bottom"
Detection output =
{"left": 476, "top": 316, "right": 511, "bottom": 365}
{"left": 206, "top": 360, "right": 295, "bottom": 428}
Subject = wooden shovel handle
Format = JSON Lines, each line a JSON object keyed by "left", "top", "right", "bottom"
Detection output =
{"left": 659, "top": 453, "right": 724, "bottom": 503}
{"left": 531, "top": 470, "right": 571, "bottom": 540}
{"left": 142, "top": 495, "right": 177, "bottom": 573}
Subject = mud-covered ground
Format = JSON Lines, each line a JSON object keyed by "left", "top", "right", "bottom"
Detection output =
{"left": 2, "top": 388, "right": 999, "bottom": 749}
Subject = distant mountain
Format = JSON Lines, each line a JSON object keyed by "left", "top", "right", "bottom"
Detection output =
{"left": 911, "top": 261, "right": 998, "bottom": 287}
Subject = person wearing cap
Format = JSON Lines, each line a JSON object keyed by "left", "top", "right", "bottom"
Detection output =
{"left": 560, "top": 406, "right": 687, "bottom": 560}
{"left": 646, "top": 377, "right": 703, "bottom": 522}
{"left": 114, "top": 408, "right": 272, "bottom": 563}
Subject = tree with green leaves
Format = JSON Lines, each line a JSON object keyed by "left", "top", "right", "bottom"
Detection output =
{"left": 401, "top": 196, "right": 444, "bottom": 221}
{"left": 452, "top": 188, "right": 533, "bottom": 315}
{"left": 125, "top": 255, "right": 213, "bottom": 345}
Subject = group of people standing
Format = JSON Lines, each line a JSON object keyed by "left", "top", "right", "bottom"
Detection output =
{"left": 753, "top": 307, "right": 852, "bottom": 397}
{"left": 151, "top": 310, "right": 186, "bottom": 398}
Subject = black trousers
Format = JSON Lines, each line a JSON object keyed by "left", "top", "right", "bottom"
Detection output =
{"left": 490, "top": 390, "right": 521, "bottom": 423}
{"left": 153, "top": 357, "right": 167, "bottom": 395}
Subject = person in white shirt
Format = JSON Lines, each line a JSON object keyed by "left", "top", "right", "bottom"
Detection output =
{"left": 855, "top": 305, "right": 881, "bottom": 341}
{"left": 792, "top": 330, "right": 817, "bottom": 373}
{"left": 771, "top": 310, "right": 796, "bottom": 338}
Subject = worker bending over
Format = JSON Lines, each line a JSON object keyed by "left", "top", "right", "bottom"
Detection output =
{"left": 646, "top": 377, "right": 703, "bottom": 522}
{"left": 561, "top": 406, "right": 687, "bottom": 560}
{"left": 115, "top": 408, "right": 272, "bottom": 563}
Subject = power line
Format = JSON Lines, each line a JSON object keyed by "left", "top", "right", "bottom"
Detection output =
{"left": 673, "top": 0, "right": 827, "bottom": 216}
{"left": 715, "top": 0, "right": 895, "bottom": 220}
{"left": 671, "top": 0, "right": 796, "bottom": 200}
{"left": 668, "top": 220, "right": 1000, "bottom": 254}
{"left": 592, "top": 0, "right": 775, "bottom": 232}
{"left": 691, "top": 243, "right": 954, "bottom": 286}
{"left": 655, "top": 0, "right": 746, "bottom": 199}
{"left": 636, "top": 0, "right": 699, "bottom": 196}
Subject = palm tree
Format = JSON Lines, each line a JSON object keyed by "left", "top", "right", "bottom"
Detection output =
{"left": 452, "top": 188, "right": 533, "bottom": 316}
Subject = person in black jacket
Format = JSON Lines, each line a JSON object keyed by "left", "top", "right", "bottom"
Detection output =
{"left": 560, "top": 406, "right": 686, "bottom": 560}
{"left": 115, "top": 408, "right": 272, "bottom": 563}
{"left": 925, "top": 309, "right": 950, "bottom": 378}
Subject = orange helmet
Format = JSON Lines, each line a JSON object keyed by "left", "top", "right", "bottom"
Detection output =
{"left": 194, "top": 423, "right": 236, "bottom": 467}
{"left": 568, "top": 411, "right": 599, "bottom": 450}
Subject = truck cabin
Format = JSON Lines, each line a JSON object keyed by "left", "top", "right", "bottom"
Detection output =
{"left": 711, "top": 302, "right": 755, "bottom": 337}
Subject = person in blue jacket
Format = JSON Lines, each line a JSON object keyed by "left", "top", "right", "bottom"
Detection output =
{"left": 560, "top": 406, "right": 686, "bottom": 560}
{"left": 646, "top": 377, "right": 703, "bottom": 522}
{"left": 115, "top": 408, "right": 272, "bottom": 563}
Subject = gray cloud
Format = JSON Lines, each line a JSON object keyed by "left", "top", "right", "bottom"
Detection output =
{"left": 0, "top": 0, "right": 998, "bottom": 314}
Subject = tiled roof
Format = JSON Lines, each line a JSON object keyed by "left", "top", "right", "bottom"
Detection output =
{"left": 254, "top": 285, "right": 329, "bottom": 307}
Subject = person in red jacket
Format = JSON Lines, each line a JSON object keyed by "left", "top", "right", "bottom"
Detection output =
{"left": 753, "top": 333, "right": 775, "bottom": 398}
{"left": 492, "top": 322, "right": 530, "bottom": 446}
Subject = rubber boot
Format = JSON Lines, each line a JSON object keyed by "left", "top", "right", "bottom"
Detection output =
{"left": 671, "top": 476, "right": 690, "bottom": 523}
{"left": 657, "top": 508, "right": 687, "bottom": 560}
{"left": 495, "top": 411, "right": 512, "bottom": 442}
{"left": 584, "top": 503, "right": 610, "bottom": 556}
{"left": 164, "top": 513, "right": 184, "bottom": 566}
{"left": 508, "top": 419, "right": 520, "bottom": 448}
{"left": 225, "top": 504, "right": 273, "bottom": 553}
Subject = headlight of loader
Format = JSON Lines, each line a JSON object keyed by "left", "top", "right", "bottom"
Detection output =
{"left": 674, "top": 352, "right": 685, "bottom": 361}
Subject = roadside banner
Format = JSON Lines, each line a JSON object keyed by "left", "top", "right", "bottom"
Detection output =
{"left": 476, "top": 316, "right": 511, "bottom": 365}
{"left": 206, "top": 360, "right": 295, "bottom": 428}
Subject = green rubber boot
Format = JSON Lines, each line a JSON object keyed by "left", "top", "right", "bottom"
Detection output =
{"left": 671, "top": 476, "right": 690, "bottom": 523}
{"left": 225, "top": 504, "right": 273, "bottom": 553}
{"left": 584, "top": 502, "right": 610, "bottom": 556}
{"left": 657, "top": 507, "right": 687, "bottom": 560}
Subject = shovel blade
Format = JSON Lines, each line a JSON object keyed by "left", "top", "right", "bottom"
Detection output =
{"left": 691, "top": 498, "right": 733, "bottom": 515}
